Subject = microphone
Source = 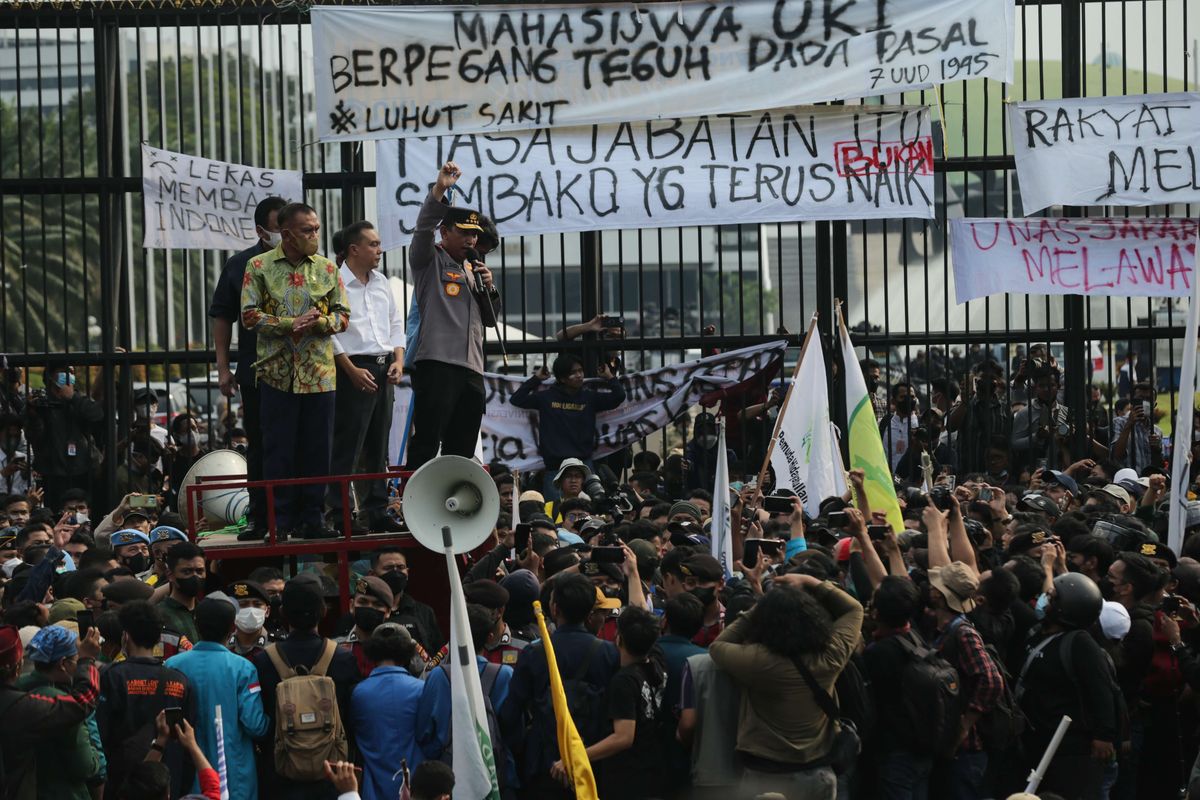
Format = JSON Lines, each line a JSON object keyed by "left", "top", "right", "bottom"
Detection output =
{"left": 464, "top": 247, "right": 482, "bottom": 265}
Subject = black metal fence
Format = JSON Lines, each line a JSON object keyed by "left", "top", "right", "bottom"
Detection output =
{"left": 0, "top": 0, "right": 1195, "bottom": 506}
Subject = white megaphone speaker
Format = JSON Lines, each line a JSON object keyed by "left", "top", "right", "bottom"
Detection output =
{"left": 402, "top": 455, "right": 499, "bottom": 554}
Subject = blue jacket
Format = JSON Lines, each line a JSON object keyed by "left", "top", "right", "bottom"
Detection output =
{"left": 351, "top": 665, "right": 425, "bottom": 800}
{"left": 167, "top": 641, "right": 270, "bottom": 800}
{"left": 418, "top": 655, "right": 516, "bottom": 791}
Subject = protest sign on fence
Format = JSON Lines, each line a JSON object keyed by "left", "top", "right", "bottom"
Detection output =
{"left": 949, "top": 217, "right": 1198, "bottom": 304}
{"left": 141, "top": 145, "right": 304, "bottom": 250}
{"left": 376, "top": 105, "right": 934, "bottom": 249}
{"left": 1010, "top": 93, "right": 1200, "bottom": 213}
{"left": 389, "top": 340, "right": 786, "bottom": 470}
{"left": 312, "top": 0, "right": 1013, "bottom": 142}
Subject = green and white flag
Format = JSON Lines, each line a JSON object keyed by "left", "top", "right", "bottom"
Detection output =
{"left": 769, "top": 316, "right": 844, "bottom": 516}
{"left": 445, "top": 548, "right": 501, "bottom": 800}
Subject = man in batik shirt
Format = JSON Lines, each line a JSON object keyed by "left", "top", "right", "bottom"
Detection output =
{"left": 241, "top": 202, "right": 350, "bottom": 539}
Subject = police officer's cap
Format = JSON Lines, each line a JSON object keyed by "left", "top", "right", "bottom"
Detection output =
{"left": 442, "top": 207, "right": 484, "bottom": 232}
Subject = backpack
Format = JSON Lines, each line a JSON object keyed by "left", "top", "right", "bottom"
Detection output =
{"left": 265, "top": 641, "right": 348, "bottom": 781}
{"left": 533, "top": 638, "right": 607, "bottom": 749}
{"left": 439, "top": 661, "right": 509, "bottom": 789}
{"left": 832, "top": 655, "right": 876, "bottom": 743}
{"left": 942, "top": 617, "right": 1025, "bottom": 753}
{"left": 895, "top": 631, "right": 963, "bottom": 758}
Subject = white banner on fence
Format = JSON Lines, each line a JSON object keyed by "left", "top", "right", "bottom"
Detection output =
{"left": 1010, "top": 93, "right": 1200, "bottom": 214}
{"left": 388, "top": 340, "right": 786, "bottom": 471}
{"left": 376, "top": 106, "right": 934, "bottom": 249}
{"left": 311, "top": 0, "right": 1014, "bottom": 142}
{"left": 141, "top": 145, "right": 304, "bottom": 250}
{"left": 949, "top": 217, "right": 1199, "bottom": 304}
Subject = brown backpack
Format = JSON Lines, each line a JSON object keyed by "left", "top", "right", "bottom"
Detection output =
{"left": 264, "top": 641, "right": 347, "bottom": 781}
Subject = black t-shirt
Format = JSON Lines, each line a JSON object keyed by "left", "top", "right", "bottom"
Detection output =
{"left": 599, "top": 659, "right": 667, "bottom": 799}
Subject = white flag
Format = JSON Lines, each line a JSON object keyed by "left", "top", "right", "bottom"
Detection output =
{"left": 711, "top": 419, "right": 734, "bottom": 579}
{"left": 445, "top": 549, "right": 501, "bottom": 800}
{"left": 213, "top": 705, "right": 230, "bottom": 800}
{"left": 1169, "top": 235, "right": 1200, "bottom": 554}
{"left": 770, "top": 332, "right": 843, "bottom": 517}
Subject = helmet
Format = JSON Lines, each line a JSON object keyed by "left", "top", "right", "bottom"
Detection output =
{"left": 1049, "top": 573, "right": 1103, "bottom": 630}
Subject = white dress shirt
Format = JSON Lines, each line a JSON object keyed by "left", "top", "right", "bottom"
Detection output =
{"left": 333, "top": 265, "right": 406, "bottom": 356}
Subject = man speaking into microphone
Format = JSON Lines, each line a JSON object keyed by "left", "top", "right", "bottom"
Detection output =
{"left": 404, "top": 161, "right": 501, "bottom": 469}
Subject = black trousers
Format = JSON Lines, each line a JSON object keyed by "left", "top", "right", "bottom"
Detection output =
{"left": 259, "top": 383, "right": 334, "bottom": 531}
{"left": 327, "top": 354, "right": 393, "bottom": 520}
{"left": 405, "top": 360, "right": 485, "bottom": 469}
{"left": 237, "top": 374, "right": 266, "bottom": 526}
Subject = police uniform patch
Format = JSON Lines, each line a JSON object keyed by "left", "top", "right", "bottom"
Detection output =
{"left": 445, "top": 282, "right": 461, "bottom": 297}
{"left": 502, "top": 650, "right": 518, "bottom": 664}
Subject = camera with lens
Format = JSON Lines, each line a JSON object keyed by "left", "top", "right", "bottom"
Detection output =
{"left": 929, "top": 486, "right": 957, "bottom": 511}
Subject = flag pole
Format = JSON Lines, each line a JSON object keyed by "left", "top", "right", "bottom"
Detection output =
{"left": 756, "top": 313, "right": 819, "bottom": 491}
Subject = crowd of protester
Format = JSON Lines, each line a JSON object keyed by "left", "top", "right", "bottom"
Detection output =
{"left": 0, "top": 342, "right": 1198, "bottom": 800}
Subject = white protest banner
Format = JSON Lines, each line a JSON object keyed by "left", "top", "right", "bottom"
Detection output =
{"left": 1010, "top": 93, "right": 1200, "bottom": 214}
{"left": 141, "top": 144, "right": 304, "bottom": 250}
{"left": 311, "top": 0, "right": 1014, "bottom": 142}
{"left": 1168, "top": 237, "right": 1200, "bottom": 555}
{"left": 949, "top": 217, "right": 1199, "bottom": 304}
{"left": 376, "top": 105, "right": 933, "bottom": 249}
{"left": 389, "top": 340, "right": 786, "bottom": 471}
{"left": 767, "top": 317, "right": 844, "bottom": 516}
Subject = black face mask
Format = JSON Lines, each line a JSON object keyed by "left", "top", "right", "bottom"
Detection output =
{"left": 174, "top": 576, "right": 203, "bottom": 598}
{"left": 353, "top": 607, "right": 385, "bottom": 634}
{"left": 382, "top": 570, "right": 408, "bottom": 597}
{"left": 866, "top": 377, "right": 879, "bottom": 393}
{"left": 895, "top": 398, "right": 915, "bottom": 414}
{"left": 689, "top": 586, "right": 717, "bottom": 607}
{"left": 1099, "top": 577, "right": 1116, "bottom": 602}
{"left": 123, "top": 554, "right": 150, "bottom": 574}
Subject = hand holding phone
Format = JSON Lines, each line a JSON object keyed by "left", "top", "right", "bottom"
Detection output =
{"left": 164, "top": 707, "right": 184, "bottom": 732}
{"left": 76, "top": 610, "right": 94, "bottom": 641}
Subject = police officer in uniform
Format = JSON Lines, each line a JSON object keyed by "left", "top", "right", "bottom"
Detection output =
{"left": 404, "top": 161, "right": 501, "bottom": 469}
{"left": 464, "top": 580, "right": 530, "bottom": 666}
{"left": 225, "top": 580, "right": 278, "bottom": 660}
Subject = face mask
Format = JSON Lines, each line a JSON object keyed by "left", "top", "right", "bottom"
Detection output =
{"left": 1099, "top": 577, "right": 1116, "bottom": 602}
{"left": 353, "top": 607, "right": 385, "bottom": 634}
{"left": 123, "top": 554, "right": 150, "bottom": 574}
{"left": 895, "top": 398, "right": 914, "bottom": 414}
{"left": 174, "top": 575, "right": 203, "bottom": 598}
{"left": 866, "top": 378, "right": 879, "bottom": 393}
{"left": 1034, "top": 592, "right": 1050, "bottom": 620}
{"left": 381, "top": 570, "right": 408, "bottom": 597}
{"left": 262, "top": 230, "right": 282, "bottom": 248}
{"left": 235, "top": 607, "right": 266, "bottom": 634}
{"left": 55, "top": 373, "right": 76, "bottom": 388}
{"left": 178, "top": 432, "right": 198, "bottom": 448}
{"left": 689, "top": 586, "right": 717, "bottom": 607}
{"left": 766, "top": 407, "right": 779, "bottom": 423}
{"left": 697, "top": 434, "right": 718, "bottom": 449}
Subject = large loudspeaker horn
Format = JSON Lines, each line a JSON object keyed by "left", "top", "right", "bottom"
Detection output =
{"left": 402, "top": 456, "right": 499, "bottom": 554}
{"left": 178, "top": 449, "right": 249, "bottom": 528}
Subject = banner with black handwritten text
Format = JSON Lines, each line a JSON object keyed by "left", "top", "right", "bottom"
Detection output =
{"left": 376, "top": 106, "right": 934, "bottom": 249}
{"left": 949, "top": 218, "right": 1198, "bottom": 304}
{"left": 389, "top": 340, "right": 787, "bottom": 470}
{"left": 312, "top": 0, "right": 1014, "bottom": 142}
{"left": 141, "top": 145, "right": 304, "bottom": 250}
{"left": 1010, "top": 93, "right": 1200, "bottom": 213}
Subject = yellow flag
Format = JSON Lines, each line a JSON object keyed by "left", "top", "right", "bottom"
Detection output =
{"left": 533, "top": 600, "right": 599, "bottom": 800}
{"left": 837, "top": 308, "right": 905, "bottom": 532}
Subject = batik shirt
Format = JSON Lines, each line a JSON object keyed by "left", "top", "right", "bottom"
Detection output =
{"left": 240, "top": 245, "right": 350, "bottom": 393}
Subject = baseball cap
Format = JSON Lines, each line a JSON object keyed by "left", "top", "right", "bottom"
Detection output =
{"left": 680, "top": 553, "right": 723, "bottom": 582}
{"left": 580, "top": 559, "right": 623, "bottom": 583}
{"left": 1016, "top": 492, "right": 1061, "bottom": 518}
{"left": 928, "top": 562, "right": 979, "bottom": 613}
{"left": 1113, "top": 468, "right": 1140, "bottom": 485}
{"left": 593, "top": 586, "right": 621, "bottom": 611}
{"left": 1042, "top": 470, "right": 1079, "bottom": 496}
{"left": 1136, "top": 540, "right": 1178, "bottom": 568}
{"left": 1008, "top": 529, "right": 1052, "bottom": 556}
{"left": 1095, "top": 484, "right": 1133, "bottom": 508}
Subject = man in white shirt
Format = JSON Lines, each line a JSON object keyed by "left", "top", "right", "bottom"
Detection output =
{"left": 327, "top": 221, "right": 405, "bottom": 533}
